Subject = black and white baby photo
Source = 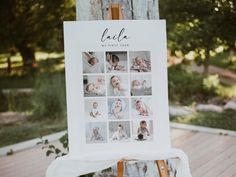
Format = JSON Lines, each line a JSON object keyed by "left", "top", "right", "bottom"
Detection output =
{"left": 130, "top": 75, "right": 152, "bottom": 96}
{"left": 106, "top": 51, "right": 128, "bottom": 73}
{"left": 132, "top": 120, "right": 153, "bottom": 141}
{"left": 129, "top": 51, "right": 151, "bottom": 72}
{"left": 131, "top": 97, "right": 153, "bottom": 119}
{"left": 107, "top": 75, "right": 129, "bottom": 96}
{"left": 84, "top": 98, "right": 107, "bottom": 120}
{"left": 86, "top": 122, "right": 107, "bottom": 144}
{"left": 108, "top": 98, "right": 129, "bottom": 120}
{"left": 82, "top": 52, "right": 104, "bottom": 73}
{"left": 109, "top": 121, "right": 131, "bottom": 142}
{"left": 83, "top": 75, "right": 105, "bottom": 97}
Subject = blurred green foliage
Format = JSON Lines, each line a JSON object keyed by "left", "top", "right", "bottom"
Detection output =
{"left": 203, "top": 74, "right": 220, "bottom": 91}
{"left": 32, "top": 72, "right": 66, "bottom": 120}
{"left": 168, "top": 65, "right": 236, "bottom": 104}
{"left": 160, "top": 0, "right": 236, "bottom": 73}
{"left": 0, "top": 0, "right": 75, "bottom": 68}
{"left": 168, "top": 65, "right": 205, "bottom": 104}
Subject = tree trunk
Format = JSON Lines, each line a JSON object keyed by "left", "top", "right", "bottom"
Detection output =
{"left": 228, "top": 46, "right": 236, "bottom": 64}
{"left": 76, "top": 0, "right": 159, "bottom": 20}
{"left": 203, "top": 51, "right": 210, "bottom": 75}
{"left": 17, "top": 45, "right": 36, "bottom": 70}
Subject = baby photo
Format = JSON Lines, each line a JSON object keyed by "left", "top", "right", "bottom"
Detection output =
{"left": 106, "top": 51, "right": 128, "bottom": 73}
{"left": 84, "top": 75, "right": 106, "bottom": 97}
{"left": 86, "top": 122, "right": 107, "bottom": 144}
{"left": 107, "top": 75, "right": 129, "bottom": 96}
{"left": 129, "top": 51, "right": 151, "bottom": 72}
{"left": 109, "top": 121, "right": 131, "bottom": 142}
{"left": 108, "top": 98, "right": 129, "bottom": 120}
{"left": 132, "top": 120, "right": 153, "bottom": 141}
{"left": 84, "top": 98, "right": 107, "bottom": 120}
{"left": 82, "top": 52, "right": 104, "bottom": 73}
{"left": 130, "top": 75, "right": 152, "bottom": 96}
{"left": 131, "top": 97, "right": 153, "bottom": 119}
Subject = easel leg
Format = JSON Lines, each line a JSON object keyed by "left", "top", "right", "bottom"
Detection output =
{"left": 108, "top": 3, "right": 123, "bottom": 20}
{"left": 156, "top": 160, "right": 169, "bottom": 177}
{"left": 117, "top": 161, "right": 124, "bottom": 177}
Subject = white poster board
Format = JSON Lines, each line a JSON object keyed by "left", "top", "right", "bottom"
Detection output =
{"left": 63, "top": 20, "right": 170, "bottom": 159}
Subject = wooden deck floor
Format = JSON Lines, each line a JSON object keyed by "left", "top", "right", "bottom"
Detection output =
{"left": 0, "top": 128, "right": 236, "bottom": 177}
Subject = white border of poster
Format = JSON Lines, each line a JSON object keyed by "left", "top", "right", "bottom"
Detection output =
{"left": 63, "top": 20, "right": 170, "bottom": 159}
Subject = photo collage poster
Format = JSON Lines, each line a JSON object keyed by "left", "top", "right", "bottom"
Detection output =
{"left": 64, "top": 20, "right": 171, "bottom": 157}
{"left": 83, "top": 51, "right": 153, "bottom": 144}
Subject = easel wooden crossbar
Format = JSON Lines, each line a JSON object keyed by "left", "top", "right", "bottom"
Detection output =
{"left": 108, "top": 3, "right": 169, "bottom": 177}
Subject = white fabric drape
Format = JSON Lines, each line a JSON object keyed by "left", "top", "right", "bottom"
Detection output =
{"left": 46, "top": 148, "right": 192, "bottom": 177}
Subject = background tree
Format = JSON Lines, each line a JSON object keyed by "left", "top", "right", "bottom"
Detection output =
{"left": 159, "top": 0, "right": 236, "bottom": 74}
{"left": 0, "top": 0, "right": 75, "bottom": 69}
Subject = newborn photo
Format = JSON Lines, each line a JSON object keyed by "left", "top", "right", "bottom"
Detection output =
{"left": 108, "top": 98, "right": 129, "bottom": 120}
{"left": 131, "top": 97, "right": 153, "bottom": 119}
{"left": 109, "top": 121, "right": 131, "bottom": 142}
{"left": 83, "top": 75, "right": 106, "bottom": 97}
{"left": 82, "top": 52, "right": 104, "bottom": 73}
{"left": 129, "top": 51, "right": 151, "bottom": 72}
{"left": 84, "top": 98, "right": 107, "bottom": 120}
{"left": 106, "top": 51, "right": 128, "bottom": 73}
{"left": 107, "top": 75, "right": 129, "bottom": 96}
{"left": 132, "top": 120, "right": 153, "bottom": 141}
{"left": 130, "top": 75, "right": 152, "bottom": 96}
{"left": 86, "top": 122, "right": 107, "bottom": 144}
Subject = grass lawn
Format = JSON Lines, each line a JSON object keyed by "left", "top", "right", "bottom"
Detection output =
{"left": 0, "top": 119, "right": 67, "bottom": 148}
{"left": 0, "top": 75, "right": 35, "bottom": 89}
{"left": 171, "top": 110, "right": 236, "bottom": 131}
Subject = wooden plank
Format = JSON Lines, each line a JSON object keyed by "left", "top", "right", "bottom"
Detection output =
{"left": 179, "top": 132, "right": 213, "bottom": 152}
{"left": 186, "top": 133, "right": 222, "bottom": 156}
{"left": 1, "top": 129, "right": 236, "bottom": 177}
{"left": 192, "top": 143, "right": 236, "bottom": 177}
{"left": 190, "top": 135, "right": 235, "bottom": 166}
{"left": 202, "top": 150, "right": 236, "bottom": 177}
{"left": 171, "top": 129, "right": 197, "bottom": 147}
{"left": 216, "top": 161, "right": 236, "bottom": 177}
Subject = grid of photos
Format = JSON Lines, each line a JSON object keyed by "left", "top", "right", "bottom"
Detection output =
{"left": 83, "top": 51, "right": 154, "bottom": 144}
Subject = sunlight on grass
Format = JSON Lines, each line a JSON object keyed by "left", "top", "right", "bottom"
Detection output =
{"left": 11, "top": 62, "right": 23, "bottom": 68}
{"left": 10, "top": 54, "right": 22, "bottom": 62}
{"left": 53, "top": 63, "right": 65, "bottom": 72}
{"left": 216, "top": 85, "right": 236, "bottom": 98}
{"left": 0, "top": 63, "right": 8, "bottom": 69}
{"left": 35, "top": 52, "right": 64, "bottom": 61}
{"left": 0, "top": 51, "right": 64, "bottom": 70}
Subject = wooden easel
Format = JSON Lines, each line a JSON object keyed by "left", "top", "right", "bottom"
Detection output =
{"left": 108, "top": 4, "right": 169, "bottom": 177}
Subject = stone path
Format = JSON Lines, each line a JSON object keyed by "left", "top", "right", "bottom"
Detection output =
{"left": 191, "top": 64, "right": 236, "bottom": 85}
